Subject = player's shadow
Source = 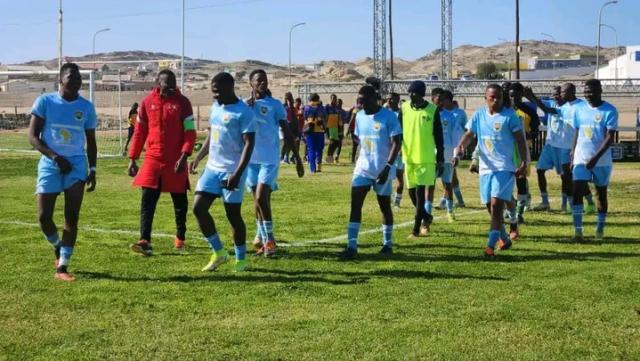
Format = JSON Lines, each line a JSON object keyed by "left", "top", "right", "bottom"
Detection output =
{"left": 529, "top": 236, "right": 640, "bottom": 245}
{"left": 530, "top": 218, "right": 638, "bottom": 227}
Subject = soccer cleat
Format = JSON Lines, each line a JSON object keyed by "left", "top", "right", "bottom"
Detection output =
{"left": 316, "top": 164, "right": 322, "bottom": 173}
{"left": 571, "top": 231, "right": 584, "bottom": 243}
{"left": 436, "top": 198, "right": 446, "bottom": 210}
{"left": 509, "top": 228, "right": 519, "bottom": 241}
{"left": 130, "top": 240, "right": 153, "bottom": 257}
{"left": 560, "top": 204, "right": 568, "bottom": 213}
{"left": 338, "top": 247, "right": 358, "bottom": 260}
{"left": 447, "top": 213, "right": 455, "bottom": 223}
{"left": 263, "top": 240, "right": 277, "bottom": 258}
{"left": 54, "top": 271, "right": 76, "bottom": 282}
{"left": 379, "top": 245, "right": 393, "bottom": 255}
{"left": 484, "top": 247, "right": 496, "bottom": 258}
{"left": 234, "top": 260, "right": 250, "bottom": 272}
{"left": 595, "top": 230, "right": 604, "bottom": 241}
{"left": 498, "top": 239, "right": 513, "bottom": 251}
{"left": 533, "top": 203, "right": 550, "bottom": 211}
{"left": 455, "top": 202, "right": 466, "bottom": 208}
{"left": 517, "top": 214, "right": 525, "bottom": 224}
{"left": 419, "top": 225, "right": 430, "bottom": 236}
{"left": 585, "top": 204, "right": 596, "bottom": 215}
{"left": 201, "top": 250, "right": 229, "bottom": 272}
{"left": 174, "top": 238, "right": 185, "bottom": 250}
{"left": 252, "top": 238, "right": 264, "bottom": 251}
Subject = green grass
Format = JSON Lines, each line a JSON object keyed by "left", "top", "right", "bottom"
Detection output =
{"left": 0, "top": 153, "right": 638, "bottom": 361}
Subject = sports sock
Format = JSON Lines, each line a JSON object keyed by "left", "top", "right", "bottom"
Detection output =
{"left": 487, "top": 230, "right": 500, "bottom": 249}
{"left": 509, "top": 207, "right": 518, "bottom": 226}
{"left": 382, "top": 224, "right": 393, "bottom": 247}
{"left": 585, "top": 192, "right": 594, "bottom": 205}
{"left": 453, "top": 186, "right": 464, "bottom": 204}
{"left": 263, "top": 221, "right": 274, "bottom": 241}
{"left": 541, "top": 192, "right": 549, "bottom": 205}
{"left": 254, "top": 219, "right": 263, "bottom": 241}
{"left": 347, "top": 222, "right": 360, "bottom": 249}
{"left": 445, "top": 198, "right": 453, "bottom": 213}
{"left": 596, "top": 212, "right": 607, "bottom": 233}
{"left": 45, "top": 233, "right": 61, "bottom": 247}
{"left": 572, "top": 205, "right": 584, "bottom": 233}
{"left": 58, "top": 246, "right": 73, "bottom": 267}
{"left": 499, "top": 225, "right": 509, "bottom": 243}
{"left": 517, "top": 194, "right": 527, "bottom": 216}
{"left": 424, "top": 201, "right": 433, "bottom": 215}
{"left": 394, "top": 193, "right": 402, "bottom": 206}
{"left": 205, "top": 233, "right": 224, "bottom": 252}
{"left": 234, "top": 244, "right": 246, "bottom": 261}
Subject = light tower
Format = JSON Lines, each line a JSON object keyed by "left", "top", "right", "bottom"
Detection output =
{"left": 373, "top": 0, "right": 387, "bottom": 82}
{"left": 441, "top": 0, "right": 453, "bottom": 79}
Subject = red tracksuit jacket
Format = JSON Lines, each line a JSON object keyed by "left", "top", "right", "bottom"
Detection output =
{"left": 128, "top": 87, "right": 196, "bottom": 193}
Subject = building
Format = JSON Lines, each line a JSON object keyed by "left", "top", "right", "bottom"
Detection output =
{"left": 597, "top": 45, "right": 640, "bottom": 80}
{"left": 528, "top": 54, "right": 597, "bottom": 70}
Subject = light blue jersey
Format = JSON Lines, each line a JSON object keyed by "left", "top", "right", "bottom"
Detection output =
{"left": 572, "top": 100, "right": 618, "bottom": 167}
{"left": 354, "top": 107, "right": 402, "bottom": 179}
{"left": 31, "top": 92, "right": 97, "bottom": 157}
{"left": 206, "top": 100, "right": 256, "bottom": 173}
{"left": 466, "top": 106, "right": 522, "bottom": 175}
{"left": 548, "top": 98, "right": 584, "bottom": 149}
{"left": 440, "top": 107, "right": 467, "bottom": 162}
{"left": 246, "top": 96, "right": 286, "bottom": 165}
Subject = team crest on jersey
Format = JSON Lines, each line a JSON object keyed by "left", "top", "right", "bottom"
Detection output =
{"left": 373, "top": 122, "right": 381, "bottom": 131}
{"left": 222, "top": 114, "right": 231, "bottom": 124}
{"left": 484, "top": 138, "right": 494, "bottom": 153}
{"left": 74, "top": 111, "right": 84, "bottom": 121}
{"left": 594, "top": 113, "right": 602, "bottom": 122}
{"left": 493, "top": 122, "right": 502, "bottom": 132}
{"left": 583, "top": 126, "right": 593, "bottom": 139}
{"left": 260, "top": 106, "right": 269, "bottom": 115}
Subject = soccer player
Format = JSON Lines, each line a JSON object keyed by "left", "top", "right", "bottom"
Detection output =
{"left": 189, "top": 72, "right": 256, "bottom": 272}
{"left": 569, "top": 79, "right": 617, "bottom": 241}
{"left": 454, "top": 84, "right": 528, "bottom": 257}
{"left": 400, "top": 81, "right": 444, "bottom": 238}
{"left": 347, "top": 102, "right": 362, "bottom": 164}
{"left": 123, "top": 102, "right": 137, "bottom": 154}
{"left": 325, "top": 94, "right": 341, "bottom": 163}
{"left": 246, "top": 69, "right": 304, "bottom": 257}
{"left": 524, "top": 84, "right": 596, "bottom": 213}
{"left": 280, "top": 92, "right": 300, "bottom": 164}
{"left": 509, "top": 82, "right": 539, "bottom": 224}
{"left": 303, "top": 93, "right": 326, "bottom": 173}
{"left": 128, "top": 69, "right": 196, "bottom": 255}
{"left": 386, "top": 93, "right": 405, "bottom": 208}
{"left": 340, "top": 85, "right": 402, "bottom": 259}
{"left": 433, "top": 89, "right": 466, "bottom": 221}
{"left": 28, "top": 63, "right": 97, "bottom": 281}
{"left": 335, "top": 98, "right": 348, "bottom": 163}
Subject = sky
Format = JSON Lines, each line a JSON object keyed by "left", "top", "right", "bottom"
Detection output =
{"left": 1, "top": 0, "right": 638, "bottom": 65}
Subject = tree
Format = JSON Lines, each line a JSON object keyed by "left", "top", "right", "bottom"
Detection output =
{"left": 475, "top": 62, "right": 503, "bottom": 80}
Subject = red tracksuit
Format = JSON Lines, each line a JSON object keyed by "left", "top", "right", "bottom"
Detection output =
{"left": 128, "top": 87, "right": 196, "bottom": 193}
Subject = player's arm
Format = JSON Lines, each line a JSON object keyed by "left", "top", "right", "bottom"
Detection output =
{"left": 377, "top": 134, "right": 402, "bottom": 185}
{"left": 189, "top": 129, "right": 210, "bottom": 174}
{"left": 513, "top": 130, "right": 528, "bottom": 178}
{"left": 524, "top": 87, "right": 558, "bottom": 115}
{"left": 586, "top": 129, "right": 615, "bottom": 169}
{"left": 226, "top": 132, "right": 255, "bottom": 190}
{"left": 85, "top": 128, "right": 97, "bottom": 191}
{"left": 433, "top": 111, "right": 445, "bottom": 166}
{"left": 279, "top": 118, "right": 304, "bottom": 177}
{"left": 525, "top": 106, "right": 540, "bottom": 138}
{"left": 176, "top": 99, "right": 196, "bottom": 173}
{"left": 28, "top": 114, "right": 72, "bottom": 174}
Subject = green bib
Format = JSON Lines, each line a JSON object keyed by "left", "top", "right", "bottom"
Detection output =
{"left": 401, "top": 101, "right": 438, "bottom": 164}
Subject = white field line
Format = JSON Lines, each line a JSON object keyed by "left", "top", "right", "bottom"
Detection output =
{"left": 1, "top": 209, "right": 486, "bottom": 248}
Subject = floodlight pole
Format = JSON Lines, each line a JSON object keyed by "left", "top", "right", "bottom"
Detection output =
{"left": 515, "top": 0, "right": 520, "bottom": 79}
{"left": 288, "top": 22, "right": 306, "bottom": 90}
{"left": 92, "top": 28, "right": 110, "bottom": 71}
{"left": 596, "top": 1, "right": 618, "bottom": 79}
{"left": 181, "top": 0, "right": 185, "bottom": 91}
{"left": 600, "top": 23, "right": 619, "bottom": 81}
{"left": 58, "top": 0, "right": 63, "bottom": 71}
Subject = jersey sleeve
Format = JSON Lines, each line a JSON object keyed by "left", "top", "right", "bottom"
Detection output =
{"left": 467, "top": 111, "right": 479, "bottom": 134}
{"left": 31, "top": 95, "right": 47, "bottom": 119}
{"left": 388, "top": 112, "right": 402, "bottom": 137}
{"left": 85, "top": 102, "right": 98, "bottom": 130}
{"left": 508, "top": 112, "right": 523, "bottom": 133}
{"left": 276, "top": 101, "right": 287, "bottom": 123}
{"left": 241, "top": 108, "right": 257, "bottom": 134}
{"left": 605, "top": 107, "right": 618, "bottom": 131}
{"left": 353, "top": 114, "right": 360, "bottom": 137}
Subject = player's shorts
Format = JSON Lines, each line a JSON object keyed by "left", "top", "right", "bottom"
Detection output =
{"left": 405, "top": 162, "right": 436, "bottom": 188}
{"left": 195, "top": 167, "right": 248, "bottom": 204}
{"left": 537, "top": 144, "right": 570, "bottom": 174}
{"left": 246, "top": 163, "right": 279, "bottom": 191}
{"left": 36, "top": 155, "right": 87, "bottom": 194}
{"left": 327, "top": 127, "right": 340, "bottom": 141}
{"left": 572, "top": 164, "right": 612, "bottom": 187}
{"left": 437, "top": 163, "right": 454, "bottom": 183}
{"left": 479, "top": 171, "right": 515, "bottom": 205}
{"left": 352, "top": 174, "right": 393, "bottom": 196}
{"left": 394, "top": 156, "right": 405, "bottom": 171}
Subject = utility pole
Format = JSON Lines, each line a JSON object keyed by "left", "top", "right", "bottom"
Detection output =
{"left": 441, "top": 0, "right": 453, "bottom": 79}
{"left": 181, "top": 0, "right": 185, "bottom": 91}
{"left": 373, "top": 0, "right": 387, "bottom": 82}
{"left": 596, "top": 1, "right": 618, "bottom": 78}
{"left": 58, "top": 0, "right": 63, "bottom": 72}
{"left": 515, "top": 0, "right": 520, "bottom": 79}
{"left": 388, "top": 0, "right": 394, "bottom": 80}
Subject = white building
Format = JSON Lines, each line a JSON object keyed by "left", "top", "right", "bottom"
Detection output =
{"left": 597, "top": 45, "right": 640, "bottom": 80}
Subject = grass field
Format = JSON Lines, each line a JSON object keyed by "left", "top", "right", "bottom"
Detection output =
{"left": 0, "top": 152, "right": 638, "bottom": 361}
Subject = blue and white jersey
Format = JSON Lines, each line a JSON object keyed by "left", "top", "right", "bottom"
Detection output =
{"left": 246, "top": 96, "right": 286, "bottom": 165}
{"left": 31, "top": 92, "right": 97, "bottom": 157}
{"left": 354, "top": 107, "right": 402, "bottom": 179}
{"left": 207, "top": 100, "right": 256, "bottom": 173}
{"left": 545, "top": 98, "right": 583, "bottom": 150}
{"left": 440, "top": 107, "right": 467, "bottom": 162}
{"left": 572, "top": 100, "right": 618, "bottom": 167}
{"left": 466, "top": 106, "right": 522, "bottom": 175}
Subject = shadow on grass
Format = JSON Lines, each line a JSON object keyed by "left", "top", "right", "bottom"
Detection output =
{"left": 528, "top": 236, "right": 640, "bottom": 245}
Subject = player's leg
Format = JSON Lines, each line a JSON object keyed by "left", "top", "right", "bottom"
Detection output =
{"left": 571, "top": 164, "right": 590, "bottom": 241}
{"left": 376, "top": 182, "right": 394, "bottom": 255}
{"left": 132, "top": 186, "right": 161, "bottom": 256}
{"left": 341, "top": 184, "right": 369, "bottom": 259}
{"left": 351, "top": 135, "right": 358, "bottom": 164}
{"left": 584, "top": 183, "right": 596, "bottom": 214}
{"left": 335, "top": 136, "right": 343, "bottom": 163}
{"left": 37, "top": 193, "right": 61, "bottom": 266}
{"left": 534, "top": 169, "right": 550, "bottom": 210}
{"left": 515, "top": 176, "right": 528, "bottom": 223}
{"left": 593, "top": 166, "right": 611, "bottom": 240}
{"left": 193, "top": 192, "right": 228, "bottom": 271}
{"left": 56, "top": 181, "right": 85, "bottom": 281}
{"left": 170, "top": 192, "right": 188, "bottom": 250}
{"left": 441, "top": 164, "right": 455, "bottom": 221}
{"left": 223, "top": 202, "right": 248, "bottom": 271}
{"left": 306, "top": 133, "right": 317, "bottom": 173}
{"left": 451, "top": 168, "right": 465, "bottom": 207}
{"left": 247, "top": 164, "right": 265, "bottom": 251}
{"left": 560, "top": 162, "right": 573, "bottom": 213}
{"left": 315, "top": 133, "right": 325, "bottom": 172}
{"left": 393, "top": 167, "right": 405, "bottom": 208}
{"left": 484, "top": 197, "right": 505, "bottom": 258}
{"left": 254, "top": 183, "right": 275, "bottom": 256}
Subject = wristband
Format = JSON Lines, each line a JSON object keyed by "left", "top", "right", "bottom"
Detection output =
{"left": 90, "top": 166, "right": 97, "bottom": 172}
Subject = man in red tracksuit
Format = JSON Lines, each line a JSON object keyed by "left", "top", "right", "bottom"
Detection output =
{"left": 127, "top": 69, "right": 196, "bottom": 256}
